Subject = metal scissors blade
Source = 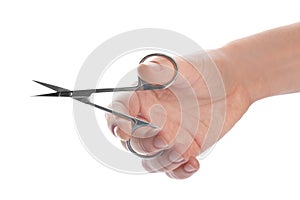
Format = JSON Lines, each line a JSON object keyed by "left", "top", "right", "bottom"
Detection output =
{"left": 33, "top": 80, "right": 70, "bottom": 92}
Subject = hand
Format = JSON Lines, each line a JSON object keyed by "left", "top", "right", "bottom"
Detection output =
{"left": 106, "top": 49, "right": 252, "bottom": 179}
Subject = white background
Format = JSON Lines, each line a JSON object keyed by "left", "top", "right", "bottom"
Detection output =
{"left": 1, "top": 0, "right": 300, "bottom": 199}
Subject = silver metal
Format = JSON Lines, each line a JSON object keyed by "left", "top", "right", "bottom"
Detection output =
{"left": 125, "top": 140, "right": 164, "bottom": 159}
{"left": 33, "top": 53, "right": 178, "bottom": 159}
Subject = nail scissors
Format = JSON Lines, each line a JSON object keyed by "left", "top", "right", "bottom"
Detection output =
{"left": 34, "top": 53, "right": 178, "bottom": 159}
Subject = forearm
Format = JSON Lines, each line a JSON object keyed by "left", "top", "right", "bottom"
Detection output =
{"left": 221, "top": 22, "right": 300, "bottom": 102}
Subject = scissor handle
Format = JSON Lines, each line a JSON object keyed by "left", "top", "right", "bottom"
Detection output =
{"left": 137, "top": 53, "right": 178, "bottom": 90}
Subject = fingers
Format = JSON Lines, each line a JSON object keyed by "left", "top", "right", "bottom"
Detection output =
{"left": 129, "top": 122, "right": 174, "bottom": 154}
{"left": 138, "top": 55, "right": 204, "bottom": 90}
{"left": 142, "top": 149, "right": 187, "bottom": 172}
{"left": 106, "top": 92, "right": 140, "bottom": 141}
{"left": 166, "top": 157, "right": 200, "bottom": 179}
{"left": 142, "top": 150, "right": 200, "bottom": 179}
{"left": 106, "top": 109, "right": 132, "bottom": 141}
{"left": 141, "top": 136, "right": 201, "bottom": 173}
{"left": 133, "top": 121, "right": 200, "bottom": 157}
{"left": 123, "top": 130, "right": 167, "bottom": 157}
{"left": 122, "top": 101, "right": 170, "bottom": 155}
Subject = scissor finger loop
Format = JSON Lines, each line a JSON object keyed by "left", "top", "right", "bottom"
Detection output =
{"left": 137, "top": 53, "right": 178, "bottom": 91}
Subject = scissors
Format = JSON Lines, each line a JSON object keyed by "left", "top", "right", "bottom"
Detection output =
{"left": 34, "top": 53, "right": 178, "bottom": 159}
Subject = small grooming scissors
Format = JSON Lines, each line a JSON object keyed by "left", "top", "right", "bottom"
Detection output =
{"left": 34, "top": 53, "right": 178, "bottom": 159}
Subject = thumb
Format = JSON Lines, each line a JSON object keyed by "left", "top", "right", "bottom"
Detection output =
{"left": 137, "top": 59, "right": 176, "bottom": 86}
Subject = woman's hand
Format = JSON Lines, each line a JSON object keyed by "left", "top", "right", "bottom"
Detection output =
{"left": 106, "top": 22, "right": 300, "bottom": 179}
{"left": 106, "top": 49, "right": 253, "bottom": 179}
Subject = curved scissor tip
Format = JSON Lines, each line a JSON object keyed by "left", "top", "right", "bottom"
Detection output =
{"left": 32, "top": 80, "right": 69, "bottom": 92}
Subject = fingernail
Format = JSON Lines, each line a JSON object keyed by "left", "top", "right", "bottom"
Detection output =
{"left": 154, "top": 136, "right": 168, "bottom": 149}
{"left": 184, "top": 164, "right": 197, "bottom": 173}
{"left": 113, "top": 127, "right": 124, "bottom": 141}
{"left": 112, "top": 125, "right": 117, "bottom": 136}
{"left": 168, "top": 151, "right": 184, "bottom": 163}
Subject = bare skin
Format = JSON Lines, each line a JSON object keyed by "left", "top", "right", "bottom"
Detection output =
{"left": 106, "top": 22, "right": 300, "bottom": 179}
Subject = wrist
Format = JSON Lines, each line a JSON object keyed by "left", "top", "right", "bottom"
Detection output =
{"left": 207, "top": 48, "right": 242, "bottom": 96}
{"left": 208, "top": 46, "right": 258, "bottom": 105}
{"left": 219, "top": 23, "right": 300, "bottom": 103}
{"left": 219, "top": 41, "right": 271, "bottom": 104}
